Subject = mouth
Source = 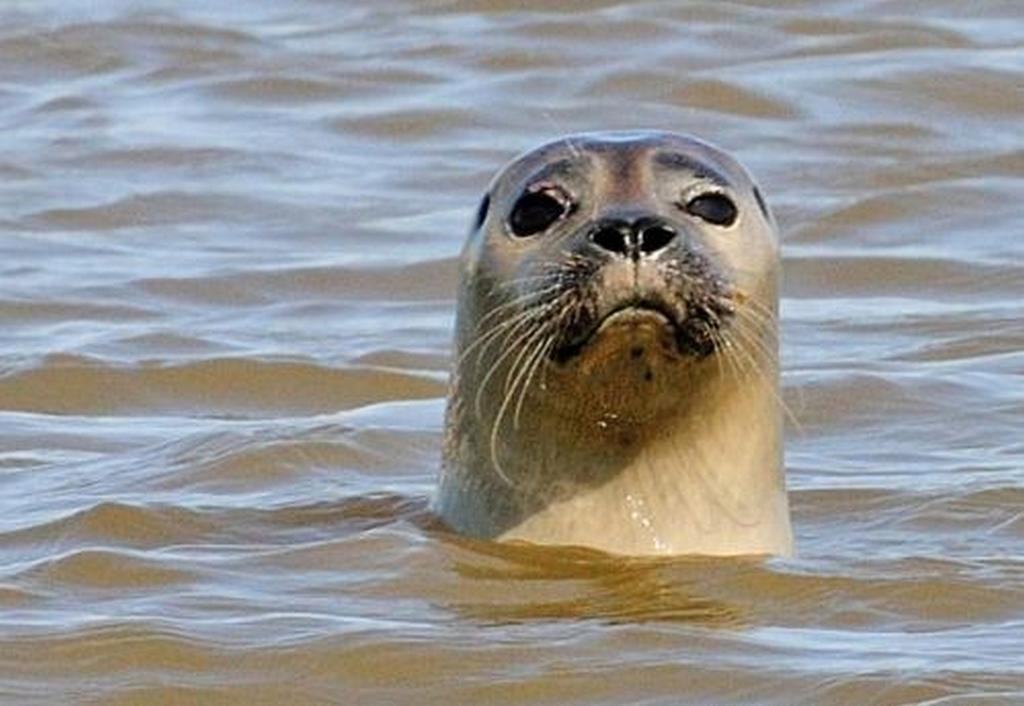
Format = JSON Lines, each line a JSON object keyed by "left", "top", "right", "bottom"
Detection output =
{"left": 551, "top": 300, "right": 698, "bottom": 363}
{"left": 596, "top": 302, "right": 674, "bottom": 333}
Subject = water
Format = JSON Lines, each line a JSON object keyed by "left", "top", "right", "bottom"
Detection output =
{"left": 1, "top": 1, "right": 1022, "bottom": 704}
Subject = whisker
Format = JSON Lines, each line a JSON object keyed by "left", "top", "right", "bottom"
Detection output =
{"left": 488, "top": 323, "right": 553, "bottom": 486}
{"left": 473, "top": 309, "right": 548, "bottom": 418}
{"left": 513, "top": 331, "right": 556, "bottom": 429}
{"left": 470, "top": 284, "right": 560, "bottom": 335}
{"left": 724, "top": 311, "right": 801, "bottom": 432}
{"left": 459, "top": 304, "right": 543, "bottom": 370}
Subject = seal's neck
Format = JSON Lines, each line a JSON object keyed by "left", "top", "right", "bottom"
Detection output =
{"left": 505, "top": 374, "right": 791, "bottom": 556}
{"left": 436, "top": 360, "right": 792, "bottom": 557}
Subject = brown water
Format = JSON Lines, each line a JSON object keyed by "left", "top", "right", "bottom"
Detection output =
{"left": 1, "top": 1, "right": 1022, "bottom": 704}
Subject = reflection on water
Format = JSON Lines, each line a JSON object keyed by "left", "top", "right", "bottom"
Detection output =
{"left": 1, "top": 0, "right": 1022, "bottom": 704}
{"left": 443, "top": 537, "right": 747, "bottom": 626}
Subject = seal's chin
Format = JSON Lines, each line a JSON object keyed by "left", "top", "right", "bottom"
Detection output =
{"left": 553, "top": 302, "right": 720, "bottom": 364}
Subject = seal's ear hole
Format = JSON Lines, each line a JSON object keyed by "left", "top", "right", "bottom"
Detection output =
{"left": 682, "top": 192, "right": 737, "bottom": 227}
{"left": 474, "top": 193, "right": 490, "bottom": 230}
{"left": 508, "top": 187, "right": 570, "bottom": 238}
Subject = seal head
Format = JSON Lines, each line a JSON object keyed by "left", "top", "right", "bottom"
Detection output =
{"left": 436, "top": 131, "right": 792, "bottom": 556}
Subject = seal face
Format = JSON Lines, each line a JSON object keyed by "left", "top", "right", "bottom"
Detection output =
{"left": 436, "top": 131, "right": 793, "bottom": 557}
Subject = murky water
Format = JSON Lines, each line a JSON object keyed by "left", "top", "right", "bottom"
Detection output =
{"left": 1, "top": 1, "right": 1022, "bottom": 704}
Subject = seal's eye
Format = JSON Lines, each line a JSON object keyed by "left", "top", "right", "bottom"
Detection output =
{"left": 508, "top": 186, "right": 571, "bottom": 238}
{"left": 683, "top": 193, "right": 737, "bottom": 227}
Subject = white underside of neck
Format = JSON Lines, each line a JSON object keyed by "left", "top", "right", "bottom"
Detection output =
{"left": 496, "top": 430, "right": 793, "bottom": 557}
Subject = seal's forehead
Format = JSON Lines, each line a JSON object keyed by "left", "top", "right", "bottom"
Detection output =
{"left": 496, "top": 130, "right": 749, "bottom": 188}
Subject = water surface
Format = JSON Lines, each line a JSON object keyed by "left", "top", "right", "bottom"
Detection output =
{"left": 1, "top": 1, "right": 1022, "bottom": 704}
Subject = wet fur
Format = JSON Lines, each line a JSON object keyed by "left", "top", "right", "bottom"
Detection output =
{"left": 435, "top": 131, "right": 793, "bottom": 556}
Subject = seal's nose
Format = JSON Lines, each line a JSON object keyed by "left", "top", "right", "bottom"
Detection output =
{"left": 589, "top": 217, "right": 676, "bottom": 260}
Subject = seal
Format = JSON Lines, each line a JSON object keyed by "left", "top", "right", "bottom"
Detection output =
{"left": 434, "top": 131, "right": 793, "bottom": 556}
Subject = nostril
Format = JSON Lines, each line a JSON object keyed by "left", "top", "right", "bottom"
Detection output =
{"left": 590, "top": 223, "right": 632, "bottom": 256}
{"left": 589, "top": 218, "right": 675, "bottom": 258}
{"left": 639, "top": 224, "right": 676, "bottom": 254}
